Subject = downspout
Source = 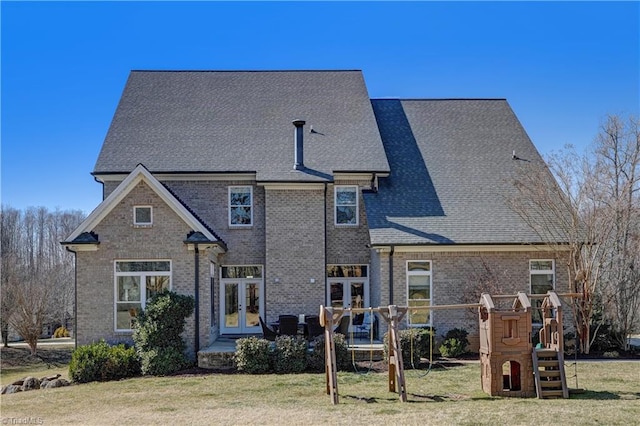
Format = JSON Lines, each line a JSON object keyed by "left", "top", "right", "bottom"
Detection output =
{"left": 194, "top": 245, "right": 200, "bottom": 352}
{"left": 324, "top": 183, "right": 328, "bottom": 310}
{"left": 389, "top": 245, "right": 395, "bottom": 305}
{"left": 65, "top": 247, "right": 78, "bottom": 349}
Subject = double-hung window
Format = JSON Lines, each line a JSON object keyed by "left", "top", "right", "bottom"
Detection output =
{"left": 530, "top": 260, "right": 555, "bottom": 324}
{"left": 114, "top": 261, "right": 171, "bottom": 331}
{"left": 335, "top": 185, "right": 358, "bottom": 226}
{"left": 407, "top": 261, "right": 432, "bottom": 326}
{"left": 229, "top": 186, "right": 253, "bottom": 226}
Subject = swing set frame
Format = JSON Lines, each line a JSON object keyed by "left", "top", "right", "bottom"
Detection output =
{"left": 319, "top": 291, "right": 581, "bottom": 405}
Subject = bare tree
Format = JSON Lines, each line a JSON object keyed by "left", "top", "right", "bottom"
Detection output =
{"left": 508, "top": 114, "right": 639, "bottom": 354}
{"left": 1, "top": 205, "right": 84, "bottom": 353}
{"left": 593, "top": 116, "right": 640, "bottom": 350}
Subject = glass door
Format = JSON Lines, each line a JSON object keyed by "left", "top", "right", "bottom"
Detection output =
{"left": 328, "top": 279, "right": 368, "bottom": 330}
{"left": 220, "top": 279, "right": 262, "bottom": 334}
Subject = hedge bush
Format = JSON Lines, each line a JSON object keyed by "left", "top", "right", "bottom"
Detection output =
{"left": 234, "top": 336, "right": 273, "bottom": 374}
{"left": 273, "top": 335, "right": 308, "bottom": 374}
{"left": 383, "top": 327, "right": 436, "bottom": 367}
{"left": 132, "top": 290, "right": 195, "bottom": 376}
{"left": 438, "top": 328, "right": 469, "bottom": 358}
{"left": 69, "top": 340, "right": 140, "bottom": 383}
{"left": 307, "top": 333, "right": 351, "bottom": 372}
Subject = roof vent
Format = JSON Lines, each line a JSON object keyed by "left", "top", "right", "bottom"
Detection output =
{"left": 292, "top": 119, "right": 306, "bottom": 170}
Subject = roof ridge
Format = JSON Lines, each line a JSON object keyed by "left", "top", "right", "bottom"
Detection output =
{"left": 130, "top": 69, "right": 363, "bottom": 73}
{"left": 371, "top": 98, "right": 507, "bottom": 101}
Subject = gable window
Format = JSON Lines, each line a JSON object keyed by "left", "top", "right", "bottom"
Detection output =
{"left": 407, "top": 261, "right": 432, "bottom": 326}
{"left": 229, "top": 186, "right": 253, "bottom": 226}
{"left": 134, "top": 206, "right": 152, "bottom": 226}
{"left": 530, "top": 260, "right": 555, "bottom": 324}
{"left": 114, "top": 261, "right": 171, "bottom": 331}
{"left": 335, "top": 185, "right": 358, "bottom": 225}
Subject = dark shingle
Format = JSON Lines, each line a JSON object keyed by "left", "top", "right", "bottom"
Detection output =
{"left": 364, "top": 99, "right": 550, "bottom": 245}
{"left": 94, "top": 71, "right": 389, "bottom": 180}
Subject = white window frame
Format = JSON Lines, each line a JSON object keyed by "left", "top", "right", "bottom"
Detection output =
{"left": 133, "top": 206, "right": 153, "bottom": 226}
{"left": 334, "top": 185, "right": 359, "bottom": 226}
{"left": 114, "top": 260, "right": 172, "bottom": 332}
{"left": 406, "top": 260, "right": 432, "bottom": 327}
{"left": 228, "top": 186, "right": 253, "bottom": 227}
{"left": 530, "top": 259, "right": 555, "bottom": 325}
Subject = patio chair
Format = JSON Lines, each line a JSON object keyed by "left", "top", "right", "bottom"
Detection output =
{"left": 305, "top": 315, "right": 324, "bottom": 341}
{"left": 334, "top": 315, "right": 351, "bottom": 336}
{"left": 259, "top": 316, "right": 278, "bottom": 341}
{"left": 354, "top": 311, "right": 375, "bottom": 338}
{"left": 278, "top": 315, "right": 299, "bottom": 336}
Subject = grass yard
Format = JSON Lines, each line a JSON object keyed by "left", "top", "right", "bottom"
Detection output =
{"left": 1, "top": 345, "right": 639, "bottom": 425}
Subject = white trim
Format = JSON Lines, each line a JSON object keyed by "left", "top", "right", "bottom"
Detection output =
{"left": 133, "top": 206, "right": 153, "bottom": 226}
{"left": 65, "top": 165, "right": 220, "bottom": 245}
{"left": 372, "top": 244, "right": 569, "bottom": 254}
{"left": 113, "top": 260, "right": 172, "bottom": 332}
{"left": 334, "top": 185, "right": 359, "bottom": 226}
{"left": 228, "top": 185, "right": 253, "bottom": 227}
{"left": 333, "top": 172, "right": 389, "bottom": 181}
{"left": 63, "top": 244, "right": 99, "bottom": 252}
{"left": 406, "top": 260, "right": 432, "bottom": 327}
{"left": 258, "top": 182, "right": 326, "bottom": 190}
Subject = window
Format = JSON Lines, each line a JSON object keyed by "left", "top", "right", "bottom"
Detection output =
{"left": 530, "top": 260, "right": 555, "bottom": 323}
{"left": 335, "top": 185, "right": 358, "bottom": 225}
{"left": 229, "top": 186, "right": 253, "bottom": 226}
{"left": 133, "top": 206, "right": 152, "bottom": 226}
{"left": 407, "top": 261, "right": 432, "bottom": 326}
{"left": 114, "top": 261, "right": 171, "bottom": 331}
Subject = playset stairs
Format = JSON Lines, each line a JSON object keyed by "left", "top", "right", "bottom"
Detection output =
{"left": 531, "top": 348, "right": 568, "bottom": 398}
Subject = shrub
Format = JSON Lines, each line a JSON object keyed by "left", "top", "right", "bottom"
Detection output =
{"left": 53, "top": 326, "right": 70, "bottom": 338}
{"left": 273, "top": 335, "right": 307, "bottom": 374}
{"left": 69, "top": 340, "right": 140, "bottom": 383}
{"left": 307, "top": 333, "right": 350, "bottom": 372}
{"left": 438, "top": 328, "right": 469, "bottom": 358}
{"left": 383, "top": 327, "right": 436, "bottom": 367}
{"left": 132, "top": 290, "right": 195, "bottom": 376}
{"left": 234, "top": 336, "right": 273, "bottom": 374}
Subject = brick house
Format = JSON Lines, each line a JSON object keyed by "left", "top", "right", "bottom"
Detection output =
{"left": 63, "top": 70, "right": 568, "bottom": 356}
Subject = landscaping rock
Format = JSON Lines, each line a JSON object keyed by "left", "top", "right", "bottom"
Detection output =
{"left": 22, "top": 376, "right": 41, "bottom": 391}
{"left": 1, "top": 385, "right": 23, "bottom": 394}
{"left": 40, "top": 373, "right": 61, "bottom": 382}
{"left": 43, "top": 378, "right": 70, "bottom": 389}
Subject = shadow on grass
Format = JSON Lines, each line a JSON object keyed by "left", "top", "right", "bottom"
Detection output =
{"left": 570, "top": 390, "right": 640, "bottom": 400}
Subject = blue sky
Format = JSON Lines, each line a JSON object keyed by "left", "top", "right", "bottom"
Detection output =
{"left": 1, "top": 1, "right": 638, "bottom": 214}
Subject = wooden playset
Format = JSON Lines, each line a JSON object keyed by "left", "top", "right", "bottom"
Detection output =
{"left": 319, "top": 291, "right": 575, "bottom": 404}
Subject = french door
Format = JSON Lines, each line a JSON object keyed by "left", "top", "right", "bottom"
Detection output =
{"left": 220, "top": 279, "right": 262, "bottom": 334}
{"left": 328, "top": 279, "right": 369, "bottom": 330}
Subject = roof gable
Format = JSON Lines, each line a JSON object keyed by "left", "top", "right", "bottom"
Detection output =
{"left": 64, "top": 164, "right": 225, "bottom": 248}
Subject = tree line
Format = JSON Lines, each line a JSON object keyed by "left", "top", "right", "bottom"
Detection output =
{"left": 510, "top": 114, "right": 639, "bottom": 353}
{"left": 1, "top": 206, "right": 85, "bottom": 354}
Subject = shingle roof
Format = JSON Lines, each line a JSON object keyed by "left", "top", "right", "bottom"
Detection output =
{"left": 94, "top": 70, "right": 389, "bottom": 180}
{"left": 364, "top": 99, "right": 550, "bottom": 245}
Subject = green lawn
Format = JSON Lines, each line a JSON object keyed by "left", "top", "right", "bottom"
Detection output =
{"left": 1, "top": 346, "right": 639, "bottom": 425}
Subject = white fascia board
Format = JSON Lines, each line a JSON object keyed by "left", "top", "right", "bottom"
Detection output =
{"left": 66, "top": 165, "right": 218, "bottom": 243}
{"left": 371, "top": 244, "right": 569, "bottom": 254}
{"left": 258, "top": 182, "right": 326, "bottom": 190}
{"left": 333, "top": 172, "right": 389, "bottom": 182}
